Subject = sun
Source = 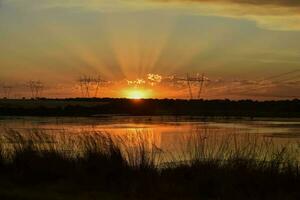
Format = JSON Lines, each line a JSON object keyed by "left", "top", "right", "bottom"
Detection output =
{"left": 123, "top": 88, "right": 151, "bottom": 99}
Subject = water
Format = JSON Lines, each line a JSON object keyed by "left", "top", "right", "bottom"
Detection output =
{"left": 1, "top": 116, "right": 300, "bottom": 151}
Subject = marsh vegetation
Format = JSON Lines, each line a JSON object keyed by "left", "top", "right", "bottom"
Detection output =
{"left": 0, "top": 128, "right": 299, "bottom": 200}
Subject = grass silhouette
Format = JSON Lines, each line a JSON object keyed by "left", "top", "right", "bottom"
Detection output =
{"left": 0, "top": 129, "right": 299, "bottom": 199}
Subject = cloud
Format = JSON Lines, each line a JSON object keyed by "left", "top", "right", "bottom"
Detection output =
{"left": 4, "top": 0, "right": 300, "bottom": 30}
{"left": 40, "top": 0, "right": 300, "bottom": 31}
{"left": 158, "top": 0, "right": 300, "bottom": 7}
{"left": 152, "top": 0, "right": 300, "bottom": 31}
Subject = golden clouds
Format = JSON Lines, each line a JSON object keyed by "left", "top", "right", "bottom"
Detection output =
{"left": 45, "top": 0, "right": 300, "bottom": 30}
{"left": 159, "top": 0, "right": 300, "bottom": 7}
{"left": 4, "top": 0, "right": 300, "bottom": 30}
{"left": 153, "top": 0, "right": 300, "bottom": 30}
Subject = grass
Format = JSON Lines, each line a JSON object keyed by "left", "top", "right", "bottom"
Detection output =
{"left": 0, "top": 129, "right": 299, "bottom": 200}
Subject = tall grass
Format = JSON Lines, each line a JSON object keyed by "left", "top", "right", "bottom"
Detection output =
{"left": 0, "top": 129, "right": 299, "bottom": 199}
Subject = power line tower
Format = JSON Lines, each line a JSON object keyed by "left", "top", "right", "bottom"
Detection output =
{"left": 27, "top": 80, "right": 44, "bottom": 99}
{"left": 78, "top": 75, "right": 106, "bottom": 98}
{"left": 1, "top": 83, "right": 13, "bottom": 99}
{"left": 175, "top": 73, "right": 209, "bottom": 100}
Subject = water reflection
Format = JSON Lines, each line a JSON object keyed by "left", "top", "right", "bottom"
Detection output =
{"left": 0, "top": 116, "right": 299, "bottom": 153}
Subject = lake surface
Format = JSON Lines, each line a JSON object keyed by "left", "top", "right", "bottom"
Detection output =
{"left": 1, "top": 116, "right": 300, "bottom": 152}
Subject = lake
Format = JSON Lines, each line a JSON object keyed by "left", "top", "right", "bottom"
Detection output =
{"left": 1, "top": 116, "right": 299, "bottom": 155}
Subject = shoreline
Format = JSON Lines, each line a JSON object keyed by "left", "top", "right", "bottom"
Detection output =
{"left": 1, "top": 98, "right": 300, "bottom": 118}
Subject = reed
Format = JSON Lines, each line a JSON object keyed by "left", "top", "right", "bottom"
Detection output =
{"left": 0, "top": 129, "right": 299, "bottom": 199}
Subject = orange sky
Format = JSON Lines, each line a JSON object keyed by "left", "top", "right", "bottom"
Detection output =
{"left": 0, "top": 0, "right": 300, "bottom": 99}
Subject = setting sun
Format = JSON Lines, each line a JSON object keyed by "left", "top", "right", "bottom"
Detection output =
{"left": 124, "top": 88, "right": 151, "bottom": 99}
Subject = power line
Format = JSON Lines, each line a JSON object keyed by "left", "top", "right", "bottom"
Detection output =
{"left": 261, "top": 69, "right": 300, "bottom": 82}
{"left": 202, "top": 70, "right": 300, "bottom": 99}
{"left": 174, "top": 73, "right": 209, "bottom": 99}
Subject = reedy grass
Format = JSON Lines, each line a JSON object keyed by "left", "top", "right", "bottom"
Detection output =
{"left": 0, "top": 128, "right": 299, "bottom": 199}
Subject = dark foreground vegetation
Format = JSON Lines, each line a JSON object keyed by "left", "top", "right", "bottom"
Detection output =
{"left": 0, "top": 98, "right": 300, "bottom": 118}
{"left": 0, "top": 130, "right": 299, "bottom": 200}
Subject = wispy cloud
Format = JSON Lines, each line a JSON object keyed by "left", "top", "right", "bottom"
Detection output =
{"left": 153, "top": 0, "right": 300, "bottom": 30}
{"left": 3, "top": 0, "right": 300, "bottom": 30}
{"left": 158, "top": 0, "right": 300, "bottom": 7}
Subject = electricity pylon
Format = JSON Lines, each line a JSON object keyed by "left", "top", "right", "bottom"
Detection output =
{"left": 27, "top": 80, "right": 44, "bottom": 99}
{"left": 1, "top": 84, "right": 13, "bottom": 99}
{"left": 78, "top": 75, "right": 106, "bottom": 98}
{"left": 174, "top": 73, "right": 209, "bottom": 100}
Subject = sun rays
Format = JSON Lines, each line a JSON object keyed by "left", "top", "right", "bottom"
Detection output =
{"left": 1, "top": 0, "right": 300, "bottom": 99}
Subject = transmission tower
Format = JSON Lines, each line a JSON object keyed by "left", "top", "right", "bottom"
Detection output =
{"left": 78, "top": 75, "right": 106, "bottom": 98}
{"left": 27, "top": 80, "right": 44, "bottom": 99}
{"left": 1, "top": 84, "right": 13, "bottom": 99}
{"left": 174, "top": 73, "right": 209, "bottom": 99}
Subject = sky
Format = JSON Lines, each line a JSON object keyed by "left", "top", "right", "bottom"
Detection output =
{"left": 0, "top": 0, "right": 300, "bottom": 99}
